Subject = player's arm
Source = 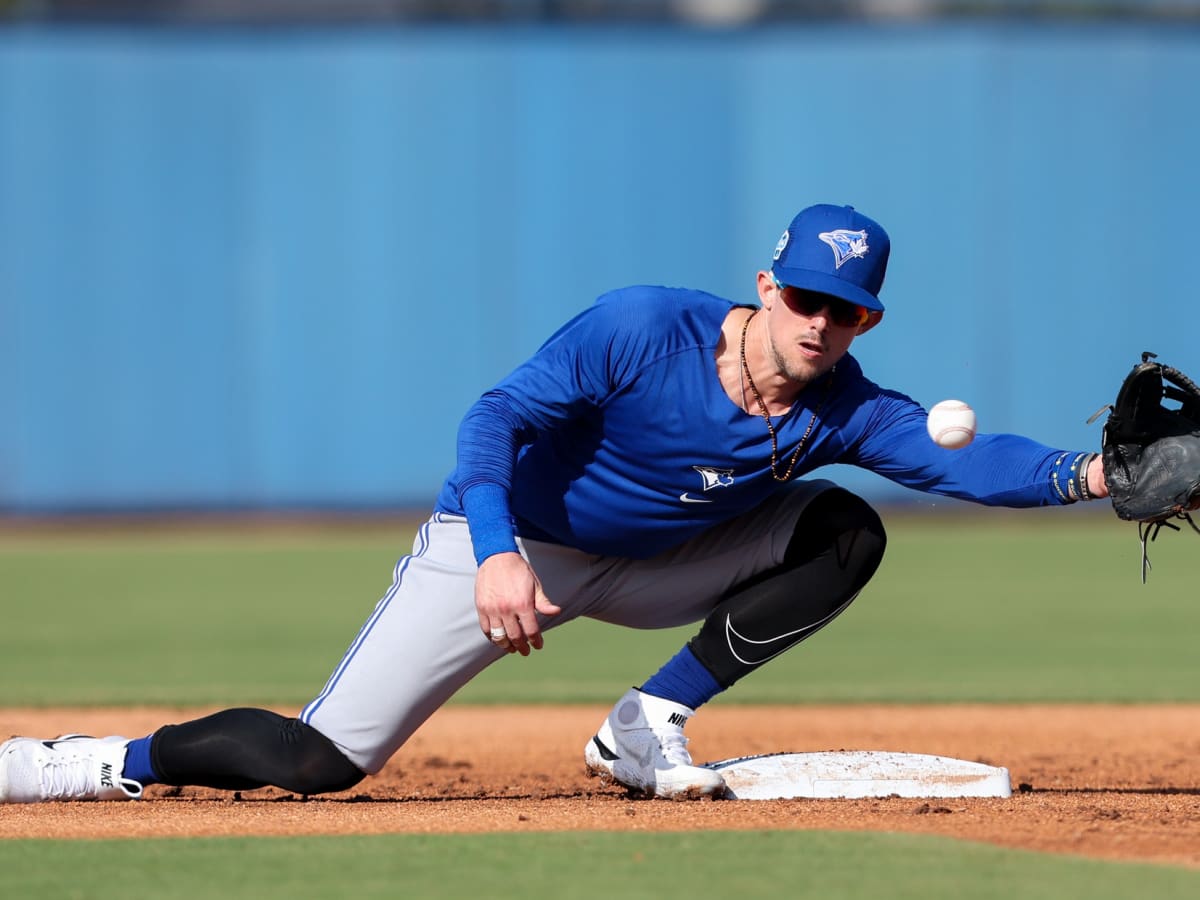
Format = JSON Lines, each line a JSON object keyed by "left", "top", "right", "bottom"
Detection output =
{"left": 454, "top": 296, "right": 635, "bottom": 654}
{"left": 456, "top": 397, "right": 562, "bottom": 657}
{"left": 848, "top": 392, "right": 1103, "bottom": 508}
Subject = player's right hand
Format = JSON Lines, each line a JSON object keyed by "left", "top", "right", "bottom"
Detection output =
{"left": 475, "top": 551, "right": 562, "bottom": 656}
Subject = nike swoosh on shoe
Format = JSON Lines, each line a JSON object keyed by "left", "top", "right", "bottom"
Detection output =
{"left": 590, "top": 736, "right": 620, "bottom": 762}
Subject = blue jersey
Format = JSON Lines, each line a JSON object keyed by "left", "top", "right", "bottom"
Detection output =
{"left": 435, "top": 287, "right": 1073, "bottom": 559}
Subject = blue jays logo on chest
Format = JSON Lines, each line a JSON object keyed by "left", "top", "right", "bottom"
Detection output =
{"left": 679, "top": 466, "right": 735, "bottom": 504}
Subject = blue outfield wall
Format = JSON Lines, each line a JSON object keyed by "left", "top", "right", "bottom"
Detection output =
{"left": 1, "top": 22, "right": 1198, "bottom": 511}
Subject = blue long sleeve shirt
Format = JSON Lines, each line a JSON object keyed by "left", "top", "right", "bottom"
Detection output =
{"left": 435, "top": 287, "right": 1082, "bottom": 562}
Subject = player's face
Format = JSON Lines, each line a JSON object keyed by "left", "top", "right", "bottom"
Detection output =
{"left": 757, "top": 271, "right": 881, "bottom": 384}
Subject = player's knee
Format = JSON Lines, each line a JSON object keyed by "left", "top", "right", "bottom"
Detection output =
{"left": 786, "top": 488, "right": 887, "bottom": 586}
{"left": 279, "top": 719, "right": 366, "bottom": 795}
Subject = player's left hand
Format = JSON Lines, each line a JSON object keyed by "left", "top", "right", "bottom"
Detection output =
{"left": 1092, "top": 352, "right": 1200, "bottom": 580}
{"left": 475, "top": 551, "right": 563, "bottom": 656}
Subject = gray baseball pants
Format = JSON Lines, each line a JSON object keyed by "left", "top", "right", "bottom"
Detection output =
{"left": 300, "top": 479, "right": 837, "bottom": 773}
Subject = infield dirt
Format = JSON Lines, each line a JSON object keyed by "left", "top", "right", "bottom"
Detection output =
{"left": 2, "top": 704, "right": 1198, "bottom": 869}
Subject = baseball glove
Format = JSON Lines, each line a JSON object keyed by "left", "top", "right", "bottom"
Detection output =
{"left": 1089, "top": 352, "right": 1200, "bottom": 581}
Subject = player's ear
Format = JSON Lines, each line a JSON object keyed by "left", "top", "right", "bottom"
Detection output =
{"left": 856, "top": 310, "right": 884, "bottom": 336}
{"left": 756, "top": 270, "right": 777, "bottom": 309}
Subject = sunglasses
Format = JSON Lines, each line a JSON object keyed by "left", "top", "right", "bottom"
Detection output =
{"left": 771, "top": 274, "right": 871, "bottom": 329}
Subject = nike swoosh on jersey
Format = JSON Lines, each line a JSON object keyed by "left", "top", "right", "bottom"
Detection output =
{"left": 679, "top": 493, "right": 714, "bottom": 503}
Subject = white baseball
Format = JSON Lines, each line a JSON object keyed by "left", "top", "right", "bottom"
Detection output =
{"left": 927, "top": 399, "right": 976, "bottom": 449}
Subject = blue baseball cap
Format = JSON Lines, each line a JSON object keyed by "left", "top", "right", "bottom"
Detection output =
{"left": 771, "top": 204, "right": 890, "bottom": 312}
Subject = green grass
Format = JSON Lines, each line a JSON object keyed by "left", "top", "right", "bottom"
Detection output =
{"left": 0, "top": 528, "right": 397, "bottom": 705}
{"left": 0, "top": 831, "right": 1196, "bottom": 900}
{"left": 0, "top": 510, "right": 1194, "bottom": 706}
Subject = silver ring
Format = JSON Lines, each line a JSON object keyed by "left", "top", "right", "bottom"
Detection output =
{"left": 489, "top": 627, "right": 507, "bottom": 641}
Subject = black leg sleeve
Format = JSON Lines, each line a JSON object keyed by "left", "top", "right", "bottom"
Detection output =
{"left": 689, "top": 488, "right": 886, "bottom": 688}
{"left": 150, "top": 707, "right": 366, "bottom": 795}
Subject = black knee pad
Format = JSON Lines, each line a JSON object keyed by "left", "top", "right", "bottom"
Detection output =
{"left": 274, "top": 716, "right": 366, "bottom": 796}
{"left": 689, "top": 488, "right": 886, "bottom": 687}
{"left": 784, "top": 487, "right": 887, "bottom": 569}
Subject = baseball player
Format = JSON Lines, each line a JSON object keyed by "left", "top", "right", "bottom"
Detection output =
{"left": 0, "top": 203, "right": 1115, "bottom": 803}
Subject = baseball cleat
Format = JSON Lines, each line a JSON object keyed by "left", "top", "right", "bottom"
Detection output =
{"left": 584, "top": 687, "right": 726, "bottom": 800}
{"left": 0, "top": 734, "right": 143, "bottom": 803}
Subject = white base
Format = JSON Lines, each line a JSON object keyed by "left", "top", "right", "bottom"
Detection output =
{"left": 703, "top": 751, "right": 1012, "bottom": 800}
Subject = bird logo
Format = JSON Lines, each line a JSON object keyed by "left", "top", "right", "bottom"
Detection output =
{"left": 818, "top": 229, "right": 870, "bottom": 269}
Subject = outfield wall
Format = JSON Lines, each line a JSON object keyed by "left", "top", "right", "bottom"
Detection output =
{"left": 2, "top": 22, "right": 1198, "bottom": 510}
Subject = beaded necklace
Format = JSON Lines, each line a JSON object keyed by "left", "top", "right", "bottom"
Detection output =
{"left": 739, "top": 310, "right": 833, "bottom": 482}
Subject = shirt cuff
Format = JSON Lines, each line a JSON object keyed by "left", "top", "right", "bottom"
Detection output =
{"left": 461, "top": 482, "right": 520, "bottom": 565}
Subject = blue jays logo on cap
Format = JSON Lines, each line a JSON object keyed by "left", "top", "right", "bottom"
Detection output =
{"left": 770, "top": 204, "right": 891, "bottom": 312}
{"left": 818, "top": 229, "right": 870, "bottom": 269}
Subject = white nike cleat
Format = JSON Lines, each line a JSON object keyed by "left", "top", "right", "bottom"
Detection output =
{"left": 584, "top": 687, "right": 726, "bottom": 799}
{"left": 0, "top": 734, "right": 143, "bottom": 802}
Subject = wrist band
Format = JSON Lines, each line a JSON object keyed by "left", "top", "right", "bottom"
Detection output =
{"left": 1073, "top": 452, "right": 1097, "bottom": 502}
{"left": 1067, "top": 452, "right": 1084, "bottom": 502}
{"left": 1050, "top": 452, "right": 1071, "bottom": 503}
{"left": 461, "top": 482, "right": 520, "bottom": 565}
